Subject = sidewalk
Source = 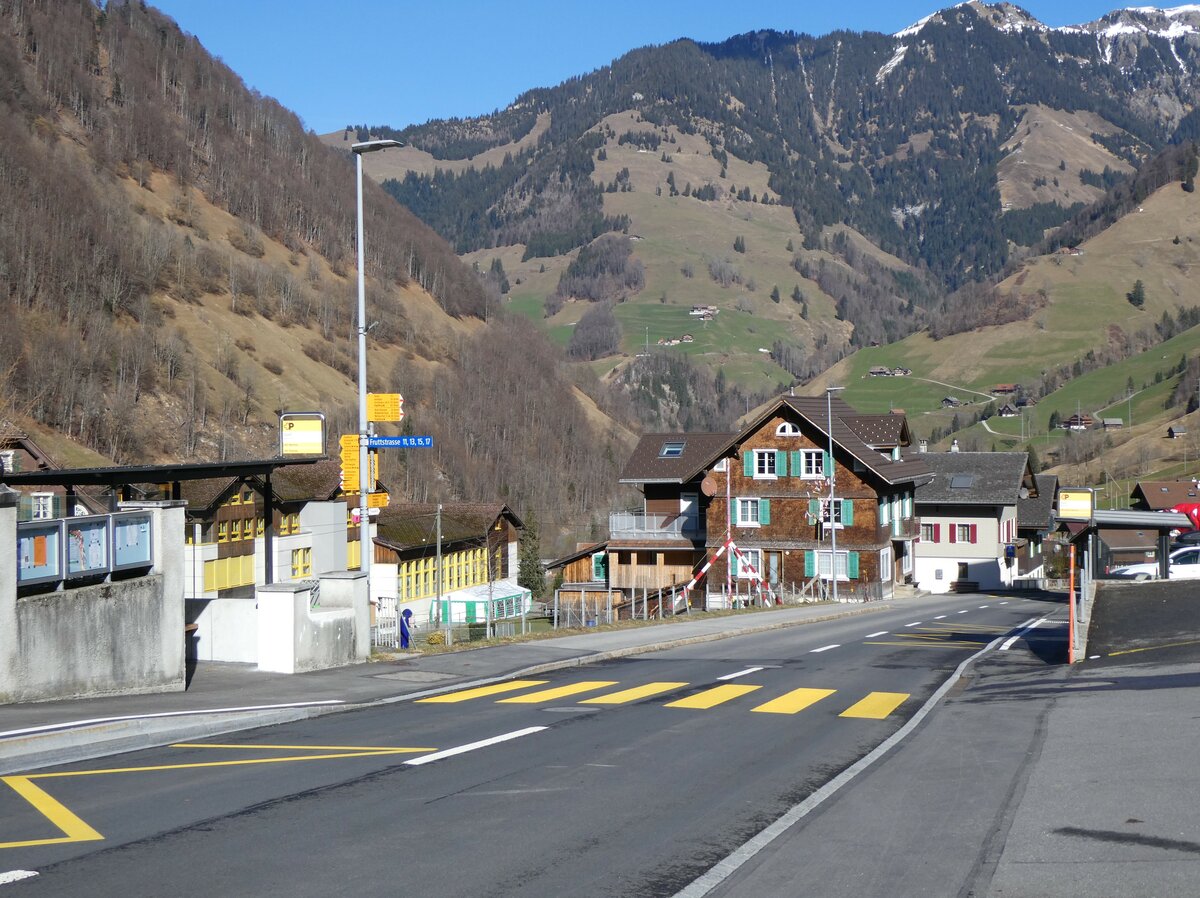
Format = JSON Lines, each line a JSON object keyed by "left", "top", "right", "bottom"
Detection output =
{"left": 701, "top": 631, "right": 1200, "bottom": 897}
{"left": 0, "top": 602, "right": 886, "bottom": 775}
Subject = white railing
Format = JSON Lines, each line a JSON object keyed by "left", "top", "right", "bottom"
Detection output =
{"left": 608, "top": 512, "right": 697, "bottom": 539}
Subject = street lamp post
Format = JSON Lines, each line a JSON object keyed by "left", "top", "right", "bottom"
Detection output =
{"left": 352, "top": 139, "right": 403, "bottom": 596}
{"left": 826, "top": 386, "right": 845, "bottom": 603}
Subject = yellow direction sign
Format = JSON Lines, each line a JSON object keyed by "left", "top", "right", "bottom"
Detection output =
{"left": 340, "top": 434, "right": 360, "bottom": 491}
{"left": 367, "top": 491, "right": 390, "bottom": 509}
{"left": 367, "top": 393, "right": 404, "bottom": 422}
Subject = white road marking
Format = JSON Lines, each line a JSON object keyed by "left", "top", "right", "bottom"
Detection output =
{"left": 905, "top": 621, "right": 922, "bottom": 627}
{"left": 673, "top": 637, "right": 1005, "bottom": 898}
{"left": 810, "top": 644, "right": 840, "bottom": 653}
{"left": 934, "top": 615, "right": 947, "bottom": 620}
{"left": 1000, "top": 616, "right": 1051, "bottom": 651}
{"left": 717, "top": 667, "right": 765, "bottom": 681}
{"left": 0, "top": 702, "right": 345, "bottom": 741}
{"left": 0, "top": 872, "right": 38, "bottom": 885}
{"left": 405, "top": 727, "right": 546, "bottom": 767}
{"left": 864, "top": 631, "right": 889, "bottom": 638}
{"left": 957, "top": 610, "right": 969, "bottom": 614}
{"left": 999, "top": 601, "right": 1009, "bottom": 605}
{"left": 979, "top": 605, "right": 989, "bottom": 609}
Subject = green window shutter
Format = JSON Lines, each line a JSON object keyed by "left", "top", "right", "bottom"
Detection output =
{"left": 847, "top": 551, "right": 860, "bottom": 579}
{"left": 775, "top": 450, "right": 787, "bottom": 476}
{"left": 842, "top": 499, "right": 854, "bottom": 526}
{"left": 731, "top": 551, "right": 740, "bottom": 577}
{"left": 808, "top": 498, "right": 821, "bottom": 517}
{"left": 823, "top": 451, "right": 833, "bottom": 477}
{"left": 790, "top": 450, "right": 802, "bottom": 477}
{"left": 759, "top": 499, "right": 770, "bottom": 525}
{"left": 804, "top": 550, "right": 815, "bottom": 577}
{"left": 743, "top": 451, "right": 754, "bottom": 477}
{"left": 592, "top": 553, "right": 606, "bottom": 581}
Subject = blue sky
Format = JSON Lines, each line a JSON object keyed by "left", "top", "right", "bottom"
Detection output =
{"left": 151, "top": 1, "right": 1132, "bottom": 134}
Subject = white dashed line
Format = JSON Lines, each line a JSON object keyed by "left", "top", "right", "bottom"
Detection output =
{"left": 810, "top": 644, "right": 840, "bottom": 653}
{"left": 405, "top": 727, "right": 546, "bottom": 767}
{"left": 979, "top": 605, "right": 989, "bottom": 609}
{"left": 864, "top": 631, "right": 889, "bottom": 638}
{"left": 957, "top": 610, "right": 969, "bottom": 614}
{"left": 934, "top": 615, "right": 947, "bottom": 620}
{"left": 905, "top": 621, "right": 922, "bottom": 627}
{"left": 1000, "top": 616, "right": 1050, "bottom": 651}
{"left": 0, "top": 872, "right": 38, "bottom": 885}
{"left": 999, "top": 601, "right": 1009, "bottom": 605}
{"left": 717, "top": 667, "right": 765, "bottom": 681}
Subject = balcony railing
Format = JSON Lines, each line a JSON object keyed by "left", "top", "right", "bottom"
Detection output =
{"left": 609, "top": 512, "right": 700, "bottom": 541}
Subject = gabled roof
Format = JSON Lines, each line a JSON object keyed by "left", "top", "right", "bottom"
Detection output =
{"left": 619, "top": 432, "right": 736, "bottom": 484}
{"left": 1018, "top": 473, "right": 1057, "bottom": 530}
{"left": 266, "top": 459, "right": 344, "bottom": 502}
{"left": 374, "top": 502, "right": 522, "bottom": 552}
{"left": 1130, "top": 480, "right": 1200, "bottom": 510}
{"left": 619, "top": 395, "right": 931, "bottom": 489}
{"left": 180, "top": 476, "right": 242, "bottom": 512}
{"left": 913, "top": 452, "right": 1031, "bottom": 505}
{"left": 545, "top": 541, "right": 607, "bottom": 571}
{"left": 775, "top": 396, "right": 930, "bottom": 486}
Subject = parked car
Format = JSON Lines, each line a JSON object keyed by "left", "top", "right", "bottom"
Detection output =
{"left": 1109, "top": 546, "right": 1200, "bottom": 580}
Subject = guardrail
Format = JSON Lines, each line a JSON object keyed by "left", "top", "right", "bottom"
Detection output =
{"left": 608, "top": 512, "right": 698, "bottom": 540}
{"left": 16, "top": 510, "right": 153, "bottom": 589}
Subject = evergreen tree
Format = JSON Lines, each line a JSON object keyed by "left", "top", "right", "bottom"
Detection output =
{"left": 1127, "top": 279, "right": 1146, "bottom": 308}
{"left": 518, "top": 510, "right": 545, "bottom": 598}
{"left": 1026, "top": 444, "right": 1040, "bottom": 474}
{"left": 770, "top": 285, "right": 781, "bottom": 303}
{"left": 733, "top": 235, "right": 746, "bottom": 253}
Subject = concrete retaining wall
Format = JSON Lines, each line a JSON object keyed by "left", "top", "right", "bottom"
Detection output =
{"left": 256, "top": 571, "right": 368, "bottom": 674}
{"left": 0, "top": 496, "right": 186, "bottom": 703}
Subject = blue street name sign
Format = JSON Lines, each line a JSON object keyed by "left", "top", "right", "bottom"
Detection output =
{"left": 367, "top": 436, "right": 433, "bottom": 449}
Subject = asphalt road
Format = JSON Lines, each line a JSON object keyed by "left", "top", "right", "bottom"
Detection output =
{"left": 1, "top": 594, "right": 1064, "bottom": 897}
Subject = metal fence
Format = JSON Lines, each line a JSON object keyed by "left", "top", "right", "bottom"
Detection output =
{"left": 372, "top": 595, "right": 535, "bottom": 650}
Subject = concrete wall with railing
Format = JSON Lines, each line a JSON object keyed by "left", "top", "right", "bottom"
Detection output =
{"left": 255, "top": 571, "right": 369, "bottom": 674}
{"left": 0, "top": 493, "right": 186, "bottom": 703}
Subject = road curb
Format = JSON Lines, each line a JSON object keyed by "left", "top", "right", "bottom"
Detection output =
{"left": 0, "top": 603, "right": 886, "bottom": 773}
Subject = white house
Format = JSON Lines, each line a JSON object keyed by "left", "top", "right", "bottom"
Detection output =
{"left": 912, "top": 451, "right": 1037, "bottom": 594}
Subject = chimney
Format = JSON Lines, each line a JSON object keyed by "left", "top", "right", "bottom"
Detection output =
{"left": 950, "top": 439, "right": 960, "bottom": 453}
{"left": 918, "top": 439, "right": 928, "bottom": 454}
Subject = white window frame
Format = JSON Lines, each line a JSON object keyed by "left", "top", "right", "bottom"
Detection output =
{"left": 31, "top": 492, "right": 55, "bottom": 520}
{"left": 0, "top": 450, "right": 14, "bottom": 474}
{"left": 879, "top": 497, "right": 891, "bottom": 526}
{"left": 799, "top": 449, "right": 824, "bottom": 479}
{"left": 957, "top": 523, "right": 972, "bottom": 543}
{"left": 714, "top": 458, "right": 728, "bottom": 472}
{"left": 659, "top": 441, "right": 685, "bottom": 458}
{"left": 820, "top": 498, "right": 845, "bottom": 528}
{"left": 753, "top": 449, "right": 777, "bottom": 479}
{"left": 880, "top": 547, "right": 893, "bottom": 582}
{"left": 921, "top": 523, "right": 936, "bottom": 542}
{"left": 736, "top": 498, "right": 761, "bottom": 527}
{"left": 816, "top": 550, "right": 849, "bottom": 581}
{"left": 902, "top": 546, "right": 913, "bottom": 574}
{"left": 776, "top": 422, "right": 801, "bottom": 437}
{"left": 736, "top": 548, "right": 762, "bottom": 579}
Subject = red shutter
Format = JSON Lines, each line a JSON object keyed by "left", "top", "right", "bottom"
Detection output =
{"left": 970, "top": 524, "right": 978, "bottom": 544}
{"left": 949, "top": 523, "right": 956, "bottom": 544}
{"left": 933, "top": 523, "right": 941, "bottom": 542}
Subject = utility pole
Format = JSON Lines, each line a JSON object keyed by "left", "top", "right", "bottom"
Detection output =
{"left": 435, "top": 504, "right": 443, "bottom": 632}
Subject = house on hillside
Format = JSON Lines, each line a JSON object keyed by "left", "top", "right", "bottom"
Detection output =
{"left": 911, "top": 451, "right": 1039, "bottom": 594}
{"left": 0, "top": 426, "right": 105, "bottom": 520}
{"left": 869, "top": 366, "right": 891, "bottom": 377}
{"left": 612, "top": 397, "right": 930, "bottom": 605}
{"left": 1102, "top": 418, "right": 1123, "bottom": 431}
{"left": 941, "top": 397, "right": 961, "bottom": 408}
{"left": 991, "top": 384, "right": 1018, "bottom": 395}
{"left": 1168, "top": 425, "right": 1188, "bottom": 440}
{"left": 997, "top": 404, "right": 1019, "bottom": 418}
{"left": 1063, "top": 414, "right": 1093, "bottom": 431}
{"left": 372, "top": 503, "right": 526, "bottom": 627}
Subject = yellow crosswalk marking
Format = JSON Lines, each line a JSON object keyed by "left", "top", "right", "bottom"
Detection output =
{"left": 665, "top": 684, "right": 762, "bottom": 709}
{"left": 497, "top": 681, "right": 618, "bottom": 703}
{"left": 416, "top": 680, "right": 547, "bottom": 703}
{"left": 580, "top": 682, "right": 689, "bottom": 705}
{"left": 840, "top": 692, "right": 909, "bottom": 719}
{"left": 751, "top": 687, "right": 835, "bottom": 715}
